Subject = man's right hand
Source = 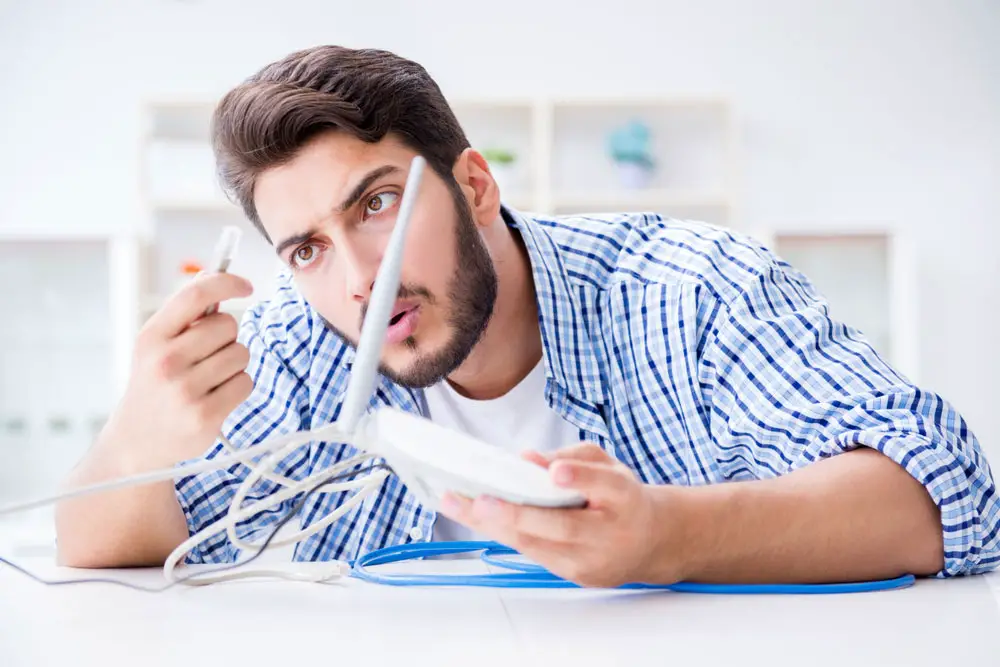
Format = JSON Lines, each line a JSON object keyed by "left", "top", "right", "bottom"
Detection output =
{"left": 104, "top": 272, "right": 255, "bottom": 471}
{"left": 54, "top": 272, "right": 255, "bottom": 568}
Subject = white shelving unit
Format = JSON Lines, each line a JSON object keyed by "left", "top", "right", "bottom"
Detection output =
{"left": 449, "top": 96, "right": 739, "bottom": 226}
{"left": 749, "top": 224, "right": 920, "bottom": 382}
{"left": 0, "top": 233, "right": 124, "bottom": 544}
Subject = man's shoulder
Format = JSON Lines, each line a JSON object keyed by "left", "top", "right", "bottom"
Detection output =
{"left": 237, "top": 273, "right": 348, "bottom": 383}
{"left": 531, "top": 210, "right": 779, "bottom": 303}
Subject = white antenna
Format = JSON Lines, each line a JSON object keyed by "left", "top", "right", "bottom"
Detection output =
{"left": 338, "top": 156, "right": 426, "bottom": 434}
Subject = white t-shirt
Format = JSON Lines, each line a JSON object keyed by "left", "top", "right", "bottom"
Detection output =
{"left": 422, "top": 359, "right": 582, "bottom": 542}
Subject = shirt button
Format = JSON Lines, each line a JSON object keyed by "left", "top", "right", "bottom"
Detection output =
{"left": 409, "top": 526, "right": 423, "bottom": 541}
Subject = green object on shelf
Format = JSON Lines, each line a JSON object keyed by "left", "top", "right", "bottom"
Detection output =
{"left": 481, "top": 148, "right": 516, "bottom": 164}
{"left": 607, "top": 119, "right": 654, "bottom": 168}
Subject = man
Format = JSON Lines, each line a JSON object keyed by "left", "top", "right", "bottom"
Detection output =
{"left": 55, "top": 45, "right": 999, "bottom": 587}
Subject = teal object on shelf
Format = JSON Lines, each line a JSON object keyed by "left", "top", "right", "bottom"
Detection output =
{"left": 607, "top": 119, "right": 654, "bottom": 168}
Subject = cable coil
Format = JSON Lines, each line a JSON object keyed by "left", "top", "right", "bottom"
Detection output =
{"left": 349, "top": 540, "right": 916, "bottom": 593}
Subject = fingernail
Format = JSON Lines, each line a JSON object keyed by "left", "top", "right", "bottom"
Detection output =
{"left": 440, "top": 493, "right": 460, "bottom": 515}
{"left": 553, "top": 463, "right": 573, "bottom": 485}
{"left": 474, "top": 496, "right": 501, "bottom": 519}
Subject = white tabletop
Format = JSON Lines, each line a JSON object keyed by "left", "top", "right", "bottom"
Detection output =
{"left": 2, "top": 554, "right": 999, "bottom": 667}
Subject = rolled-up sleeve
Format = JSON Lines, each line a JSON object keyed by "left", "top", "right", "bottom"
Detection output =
{"left": 701, "top": 258, "right": 1000, "bottom": 577}
{"left": 173, "top": 303, "right": 312, "bottom": 564}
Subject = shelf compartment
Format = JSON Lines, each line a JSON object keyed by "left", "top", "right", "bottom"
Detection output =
{"left": 751, "top": 227, "right": 918, "bottom": 380}
{"left": 449, "top": 100, "right": 538, "bottom": 207}
{"left": 550, "top": 100, "right": 733, "bottom": 200}
{"left": 0, "top": 238, "right": 114, "bottom": 504}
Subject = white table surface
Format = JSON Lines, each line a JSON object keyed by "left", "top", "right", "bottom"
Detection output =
{"left": 2, "top": 554, "right": 998, "bottom": 667}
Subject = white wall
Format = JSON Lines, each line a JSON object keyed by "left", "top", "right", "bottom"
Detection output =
{"left": 1, "top": 0, "right": 998, "bottom": 458}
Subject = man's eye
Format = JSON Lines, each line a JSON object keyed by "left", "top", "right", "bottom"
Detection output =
{"left": 293, "top": 244, "right": 320, "bottom": 267}
{"left": 365, "top": 192, "right": 399, "bottom": 216}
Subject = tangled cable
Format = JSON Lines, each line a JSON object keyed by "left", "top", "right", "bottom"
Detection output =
{"left": 161, "top": 423, "right": 390, "bottom": 586}
{"left": 0, "top": 421, "right": 390, "bottom": 590}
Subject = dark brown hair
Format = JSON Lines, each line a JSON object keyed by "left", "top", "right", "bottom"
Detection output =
{"left": 211, "top": 45, "right": 470, "bottom": 241}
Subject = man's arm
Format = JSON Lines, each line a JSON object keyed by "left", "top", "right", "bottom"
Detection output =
{"left": 439, "top": 441, "right": 945, "bottom": 587}
{"left": 695, "top": 262, "right": 1000, "bottom": 579}
{"left": 55, "top": 277, "right": 312, "bottom": 568}
{"left": 652, "top": 447, "right": 943, "bottom": 584}
{"left": 55, "top": 273, "right": 254, "bottom": 568}
{"left": 55, "top": 439, "right": 192, "bottom": 568}
{"left": 439, "top": 249, "right": 999, "bottom": 586}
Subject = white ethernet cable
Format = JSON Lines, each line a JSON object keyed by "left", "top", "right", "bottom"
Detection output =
{"left": 0, "top": 157, "right": 428, "bottom": 588}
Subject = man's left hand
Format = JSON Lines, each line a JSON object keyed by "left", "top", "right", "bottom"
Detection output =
{"left": 438, "top": 443, "right": 681, "bottom": 588}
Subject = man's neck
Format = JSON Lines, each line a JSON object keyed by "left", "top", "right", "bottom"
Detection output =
{"left": 445, "top": 219, "right": 541, "bottom": 401}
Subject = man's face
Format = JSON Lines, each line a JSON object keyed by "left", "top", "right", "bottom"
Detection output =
{"left": 254, "top": 131, "right": 497, "bottom": 388}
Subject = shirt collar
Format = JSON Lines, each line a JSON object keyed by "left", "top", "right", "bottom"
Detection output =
{"left": 501, "top": 205, "right": 606, "bottom": 407}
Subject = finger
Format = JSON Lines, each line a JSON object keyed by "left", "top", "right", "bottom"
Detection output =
{"left": 439, "top": 493, "right": 555, "bottom": 552}
{"left": 482, "top": 497, "right": 594, "bottom": 545}
{"left": 440, "top": 493, "right": 506, "bottom": 539}
{"left": 440, "top": 493, "right": 619, "bottom": 588}
{"left": 185, "top": 341, "right": 251, "bottom": 396}
{"left": 546, "top": 443, "right": 612, "bottom": 465}
{"left": 146, "top": 273, "right": 252, "bottom": 339}
{"left": 441, "top": 492, "right": 594, "bottom": 547}
{"left": 520, "top": 450, "right": 550, "bottom": 468}
{"left": 549, "top": 460, "right": 632, "bottom": 508}
{"left": 440, "top": 491, "right": 474, "bottom": 520}
{"left": 202, "top": 371, "right": 253, "bottom": 423}
{"left": 439, "top": 493, "right": 507, "bottom": 543}
{"left": 168, "top": 312, "right": 241, "bottom": 368}
{"left": 519, "top": 443, "right": 610, "bottom": 469}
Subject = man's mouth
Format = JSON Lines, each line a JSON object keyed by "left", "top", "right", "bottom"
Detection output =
{"left": 389, "top": 301, "right": 418, "bottom": 325}
{"left": 382, "top": 300, "right": 421, "bottom": 345}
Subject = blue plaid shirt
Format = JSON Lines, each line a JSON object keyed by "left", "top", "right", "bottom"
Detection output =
{"left": 175, "top": 206, "right": 1000, "bottom": 577}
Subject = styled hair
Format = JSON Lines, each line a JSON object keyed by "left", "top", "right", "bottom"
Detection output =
{"left": 211, "top": 45, "right": 470, "bottom": 240}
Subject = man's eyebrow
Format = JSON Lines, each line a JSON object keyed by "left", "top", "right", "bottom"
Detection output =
{"left": 336, "top": 164, "right": 401, "bottom": 213}
{"left": 273, "top": 165, "right": 402, "bottom": 257}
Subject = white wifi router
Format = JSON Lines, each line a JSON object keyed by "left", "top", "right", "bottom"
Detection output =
{"left": 360, "top": 406, "right": 587, "bottom": 511}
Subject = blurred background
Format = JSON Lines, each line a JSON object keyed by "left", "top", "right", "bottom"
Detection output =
{"left": 0, "top": 0, "right": 997, "bottom": 551}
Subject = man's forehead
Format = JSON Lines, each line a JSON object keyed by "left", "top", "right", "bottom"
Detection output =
{"left": 289, "top": 132, "right": 411, "bottom": 181}
{"left": 255, "top": 134, "right": 414, "bottom": 238}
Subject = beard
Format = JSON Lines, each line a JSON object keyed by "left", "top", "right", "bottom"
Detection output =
{"left": 321, "top": 181, "right": 498, "bottom": 389}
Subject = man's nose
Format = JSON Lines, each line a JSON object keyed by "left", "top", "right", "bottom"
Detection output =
{"left": 341, "top": 239, "right": 380, "bottom": 304}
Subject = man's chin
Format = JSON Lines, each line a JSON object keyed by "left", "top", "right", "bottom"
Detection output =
{"left": 322, "top": 316, "right": 463, "bottom": 388}
{"left": 378, "top": 345, "right": 458, "bottom": 389}
{"left": 378, "top": 365, "right": 445, "bottom": 390}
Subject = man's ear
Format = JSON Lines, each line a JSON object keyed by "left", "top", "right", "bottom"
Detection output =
{"left": 452, "top": 148, "right": 500, "bottom": 229}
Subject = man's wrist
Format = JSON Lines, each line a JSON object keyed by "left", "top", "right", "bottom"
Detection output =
{"left": 90, "top": 410, "right": 167, "bottom": 481}
{"left": 641, "top": 482, "right": 728, "bottom": 584}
